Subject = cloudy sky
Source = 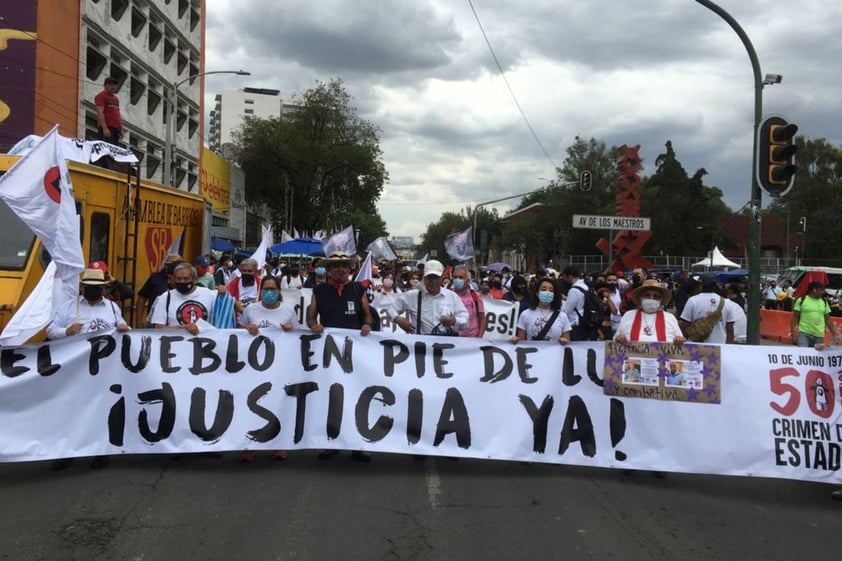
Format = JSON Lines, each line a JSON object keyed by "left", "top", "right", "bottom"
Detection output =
{"left": 204, "top": 0, "right": 842, "bottom": 240}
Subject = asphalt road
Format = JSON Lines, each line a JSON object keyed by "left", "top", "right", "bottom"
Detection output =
{"left": 0, "top": 451, "right": 839, "bottom": 561}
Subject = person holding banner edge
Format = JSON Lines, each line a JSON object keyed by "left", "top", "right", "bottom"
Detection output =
{"left": 238, "top": 275, "right": 295, "bottom": 463}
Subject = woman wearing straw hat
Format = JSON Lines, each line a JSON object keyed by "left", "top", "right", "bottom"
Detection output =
{"left": 614, "top": 279, "right": 685, "bottom": 345}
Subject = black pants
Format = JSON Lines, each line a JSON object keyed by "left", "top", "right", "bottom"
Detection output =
{"left": 96, "top": 127, "right": 123, "bottom": 170}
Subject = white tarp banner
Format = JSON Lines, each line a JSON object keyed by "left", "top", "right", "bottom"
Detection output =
{"left": 9, "top": 133, "right": 140, "bottom": 164}
{"left": 1, "top": 329, "right": 841, "bottom": 485}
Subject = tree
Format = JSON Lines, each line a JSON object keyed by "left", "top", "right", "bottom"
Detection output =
{"left": 768, "top": 137, "right": 842, "bottom": 263}
{"left": 233, "top": 78, "right": 389, "bottom": 235}
{"left": 497, "top": 137, "right": 619, "bottom": 265}
{"left": 638, "top": 140, "right": 730, "bottom": 256}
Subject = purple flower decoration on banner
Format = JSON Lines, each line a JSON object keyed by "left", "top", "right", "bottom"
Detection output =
{"left": 712, "top": 369, "right": 721, "bottom": 381}
{"left": 656, "top": 350, "right": 669, "bottom": 363}
{"left": 704, "top": 384, "right": 718, "bottom": 398}
{"left": 687, "top": 386, "right": 700, "bottom": 402}
{"left": 689, "top": 347, "right": 704, "bottom": 362}
{"left": 657, "top": 366, "right": 669, "bottom": 380}
{"left": 603, "top": 378, "right": 616, "bottom": 393}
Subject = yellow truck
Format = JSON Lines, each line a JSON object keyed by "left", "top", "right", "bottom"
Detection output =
{"left": 0, "top": 156, "right": 211, "bottom": 332}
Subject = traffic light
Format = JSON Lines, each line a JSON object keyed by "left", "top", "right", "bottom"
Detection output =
{"left": 757, "top": 115, "right": 798, "bottom": 197}
{"left": 579, "top": 170, "right": 592, "bottom": 191}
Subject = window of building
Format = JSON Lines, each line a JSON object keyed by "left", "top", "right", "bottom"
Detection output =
{"left": 244, "top": 99, "right": 254, "bottom": 104}
{"left": 131, "top": 6, "right": 147, "bottom": 38}
{"left": 178, "top": 0, "right": 189, "bottom": 19}
{"left": 130, "top": 76, "right": 145, "bottom": 105}
{"left": 148, "top": 24, "right": 162, "bottom": 51}
{"left": 89, "top": 212, "right": 110, "bottom": 264}
{"left": 86, "top": 46, "right": 107, "bottom": 81}
{"left": 111, "top": 0, "right": 129, "bottom": 21}
{"left": 244, "top": 109, "right": 254, "bottom": 115}
{"left": 163, "top": 38, "right": 176, "bottom": 65}
{"left": 147, "top": 88, "right": 161, "bottom": 116}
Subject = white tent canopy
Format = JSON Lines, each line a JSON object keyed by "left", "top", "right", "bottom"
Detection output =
{"left": 692, "top": 246, "right": 741, "bottom": 269}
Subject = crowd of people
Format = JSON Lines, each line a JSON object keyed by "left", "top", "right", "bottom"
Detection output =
{"left": 43, "top": 253, "right": 841, "bottom": 492}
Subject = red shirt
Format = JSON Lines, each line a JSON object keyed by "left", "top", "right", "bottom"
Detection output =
{"left": 95, "top": 91, "right": 122, "bottom": 128}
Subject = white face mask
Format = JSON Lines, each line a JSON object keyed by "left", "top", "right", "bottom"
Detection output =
{"left": 640, "top": 298, "right": 661, "bottom": 313}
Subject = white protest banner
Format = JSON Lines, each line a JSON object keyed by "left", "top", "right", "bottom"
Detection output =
{"left": 9, "top": 133, "right": 139, "bottom": 164}
{"left": 1, "top": 330, "right": 841, "bottom": 486}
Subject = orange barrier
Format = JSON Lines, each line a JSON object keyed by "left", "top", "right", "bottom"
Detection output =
{"left": 760, "top": 308, "right": 842, "bottom": 345}
{"left": 759, "top": 309, "right": 794, "bottom": 344}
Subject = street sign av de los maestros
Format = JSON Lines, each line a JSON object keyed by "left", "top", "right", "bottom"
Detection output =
{"left": 572, "top": 214, "right": 651, "bottom": 231}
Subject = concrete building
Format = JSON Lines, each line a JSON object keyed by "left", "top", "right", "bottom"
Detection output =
{"left": 0, "top": 0, "right": 205, "bottom": 190}
{"left": 208, "top": 88, "right": 298, "bottom": 152}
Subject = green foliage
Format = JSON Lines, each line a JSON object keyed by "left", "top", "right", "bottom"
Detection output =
{"left": 497, "top": 137, "right": 619, "bottom": 262}
{"left": 638, "top": 140, "right": 729, "bottom": 256}
{"left": 233, "top": 78, "right": 388, "bottom": 235}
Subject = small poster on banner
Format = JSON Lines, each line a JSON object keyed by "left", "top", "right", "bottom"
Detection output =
{"left": 603, "top": 341, "right": 722, "bottom": 404}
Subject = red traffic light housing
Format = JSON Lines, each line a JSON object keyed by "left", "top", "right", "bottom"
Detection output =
{"left": 579, "top": 170, "right": 592, "bottom": 191}
{"left": 757, "top": 115, "right": 798, "bottom": 197}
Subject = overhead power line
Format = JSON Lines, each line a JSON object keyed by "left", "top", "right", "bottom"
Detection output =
{"left": 466, "top": 0, "right": 559, "bottom": 171}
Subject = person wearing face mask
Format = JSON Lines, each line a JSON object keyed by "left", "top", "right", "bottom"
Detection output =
{"left": 214, "top": 254, "right": 233, "bottom": 287}
{"left": 47, "top": 268, "right": 130, "bottom": 339}
{"left": 451, "top": 265, "right": 486, "bottom": 338}
{"left": 509, "top": 278, "right": 570, "bottom": 344}
{"left": 488, "top": 275, "right": 505, "bottom": 299}
{"left": 281, "top": 262, "right": 305, "bottom": 290}
{"left": 373, "top": 272, "right": 401, "bottom": 311}
{"left": 304, "top": 258, "right": 328, "bottom": 288}
{"left": 406, "top": 272, "right": 421, "bottom": 291}
{"left": 614, "top": 279, "right": 685, "bottom": 345}
{"left": 46, "top": 268, "right": 129, "bottom": 470}
{"left": 605, "top": 272, "right": 623, "bottom": 335}
{"left": 389, "top": 260, "right": 469, "bottom": 336}
{"left": 194, "top": 256, "right": 216, "bottom": 290}
{"left": 502, "top": 275, "right": 531, "bottom": 313}
{"left": 226, "top": 258, "right": 262, "bottom": 310}
{"left": 151, "top": 263, "right": 216, "bottom": 335}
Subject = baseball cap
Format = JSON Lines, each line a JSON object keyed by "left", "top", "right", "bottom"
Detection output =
{"left": 423, "top": 260, "right": 445, "bottom": 278}
{"left": 194, "top": 256, "right": 210, "bottom": 268}
{"left": 88, "top": 261, "right": 108, "bottom": 274}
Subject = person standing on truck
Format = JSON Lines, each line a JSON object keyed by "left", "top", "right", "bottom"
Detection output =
{"left": 95, "top": 77, "right": 123, "bottom": 146}
{"left": 791, "top": 281, "right": 839, "bottom": 350}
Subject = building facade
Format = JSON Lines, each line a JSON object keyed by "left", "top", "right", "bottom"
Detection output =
{"left": 0, "top": 0, "right": 205, "bottom": 190}
{"left": 208, "top": 87, "right": 298, "bottom": 152}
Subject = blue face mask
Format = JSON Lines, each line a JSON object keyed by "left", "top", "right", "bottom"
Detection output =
{"left": 538, "top": 291, "right": 554, "bottom": 305}
{"left": 315, "top": 267, "right": 326, "bottom": 276}
{"left": 261, "top": 290, "right": 279, "bottom": 305}
{"left": 452, "top": 278, "right": 465, "bottom": 291}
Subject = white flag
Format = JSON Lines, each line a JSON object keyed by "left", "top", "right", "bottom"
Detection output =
{"left": 158, "top": 227, "right": 186, "bottom": 271}
{"left": 322, "top": 225, "right": 357, "bottom": 256}
{"left": 0, "top": 262, "right": 58, "bottom": 346}
{"left": 0, "top": 126, "right": 84, "bottom": 286}
{"left": 444, "top": 226, "right": 475, "bottom": 262}
{"left": 281, "top": 230, "right": 293, "bottom": 243}
{"left": 366, "top": 236, "right": 397, "bottom": 262}
{"left": 249, "top": 224, "right": 273, "bottom": 270}
{"left": 417, "top": 253, "right": 429, "bottom": 265}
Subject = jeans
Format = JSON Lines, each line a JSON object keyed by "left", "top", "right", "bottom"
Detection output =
{"left": 796, "top": 332, "right": 824, "bottom": 347}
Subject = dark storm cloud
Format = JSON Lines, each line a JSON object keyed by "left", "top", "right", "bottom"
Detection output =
{"left": 209, "top": 1, "right": 461, "bottom": 75}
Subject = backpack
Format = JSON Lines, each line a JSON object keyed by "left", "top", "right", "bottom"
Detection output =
{"left": 685, "top": 297, "right": 725, "bottom": 342}
{"left": 573, "top": 286, "right": 605, "bottom": 330}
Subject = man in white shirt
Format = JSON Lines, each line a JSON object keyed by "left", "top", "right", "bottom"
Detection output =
{"left": 561, "top": 266, "right": 593, "bottom": 341}
{"left": 679, "top": 273, "right": 736, "bottom": 344}
{"left": 151, "top": 263, "right": 216, "bottom": 335}
{"left": 48, "top": 267, "right": 129, "bottom": 339}
{"left": 388, "top": 260, "right": 468, "bottom": 335}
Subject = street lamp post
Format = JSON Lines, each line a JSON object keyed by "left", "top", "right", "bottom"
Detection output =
{"left": 695, "top": 0, "right": 768, "bottom": 344}
{"left": 163, "top": 69, "right": 250, "bottom": 187}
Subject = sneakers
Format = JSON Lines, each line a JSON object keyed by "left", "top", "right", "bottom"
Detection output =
{"left": 272, "top": 450, "right": 287, "bottom": 461}
{"left": 240, "top": 450, "right": 256, "bottom": 463}
{"left": 832, "top": 488, "right": 842, "bottom": 500}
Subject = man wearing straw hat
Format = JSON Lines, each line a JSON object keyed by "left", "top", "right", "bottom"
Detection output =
{"left": 47, "top": 267, "right": 130, "bottom": 339}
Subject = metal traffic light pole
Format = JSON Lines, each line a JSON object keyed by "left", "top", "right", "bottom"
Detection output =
{"left": 695, "top": 0, "right": 763, "bottom": 344}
